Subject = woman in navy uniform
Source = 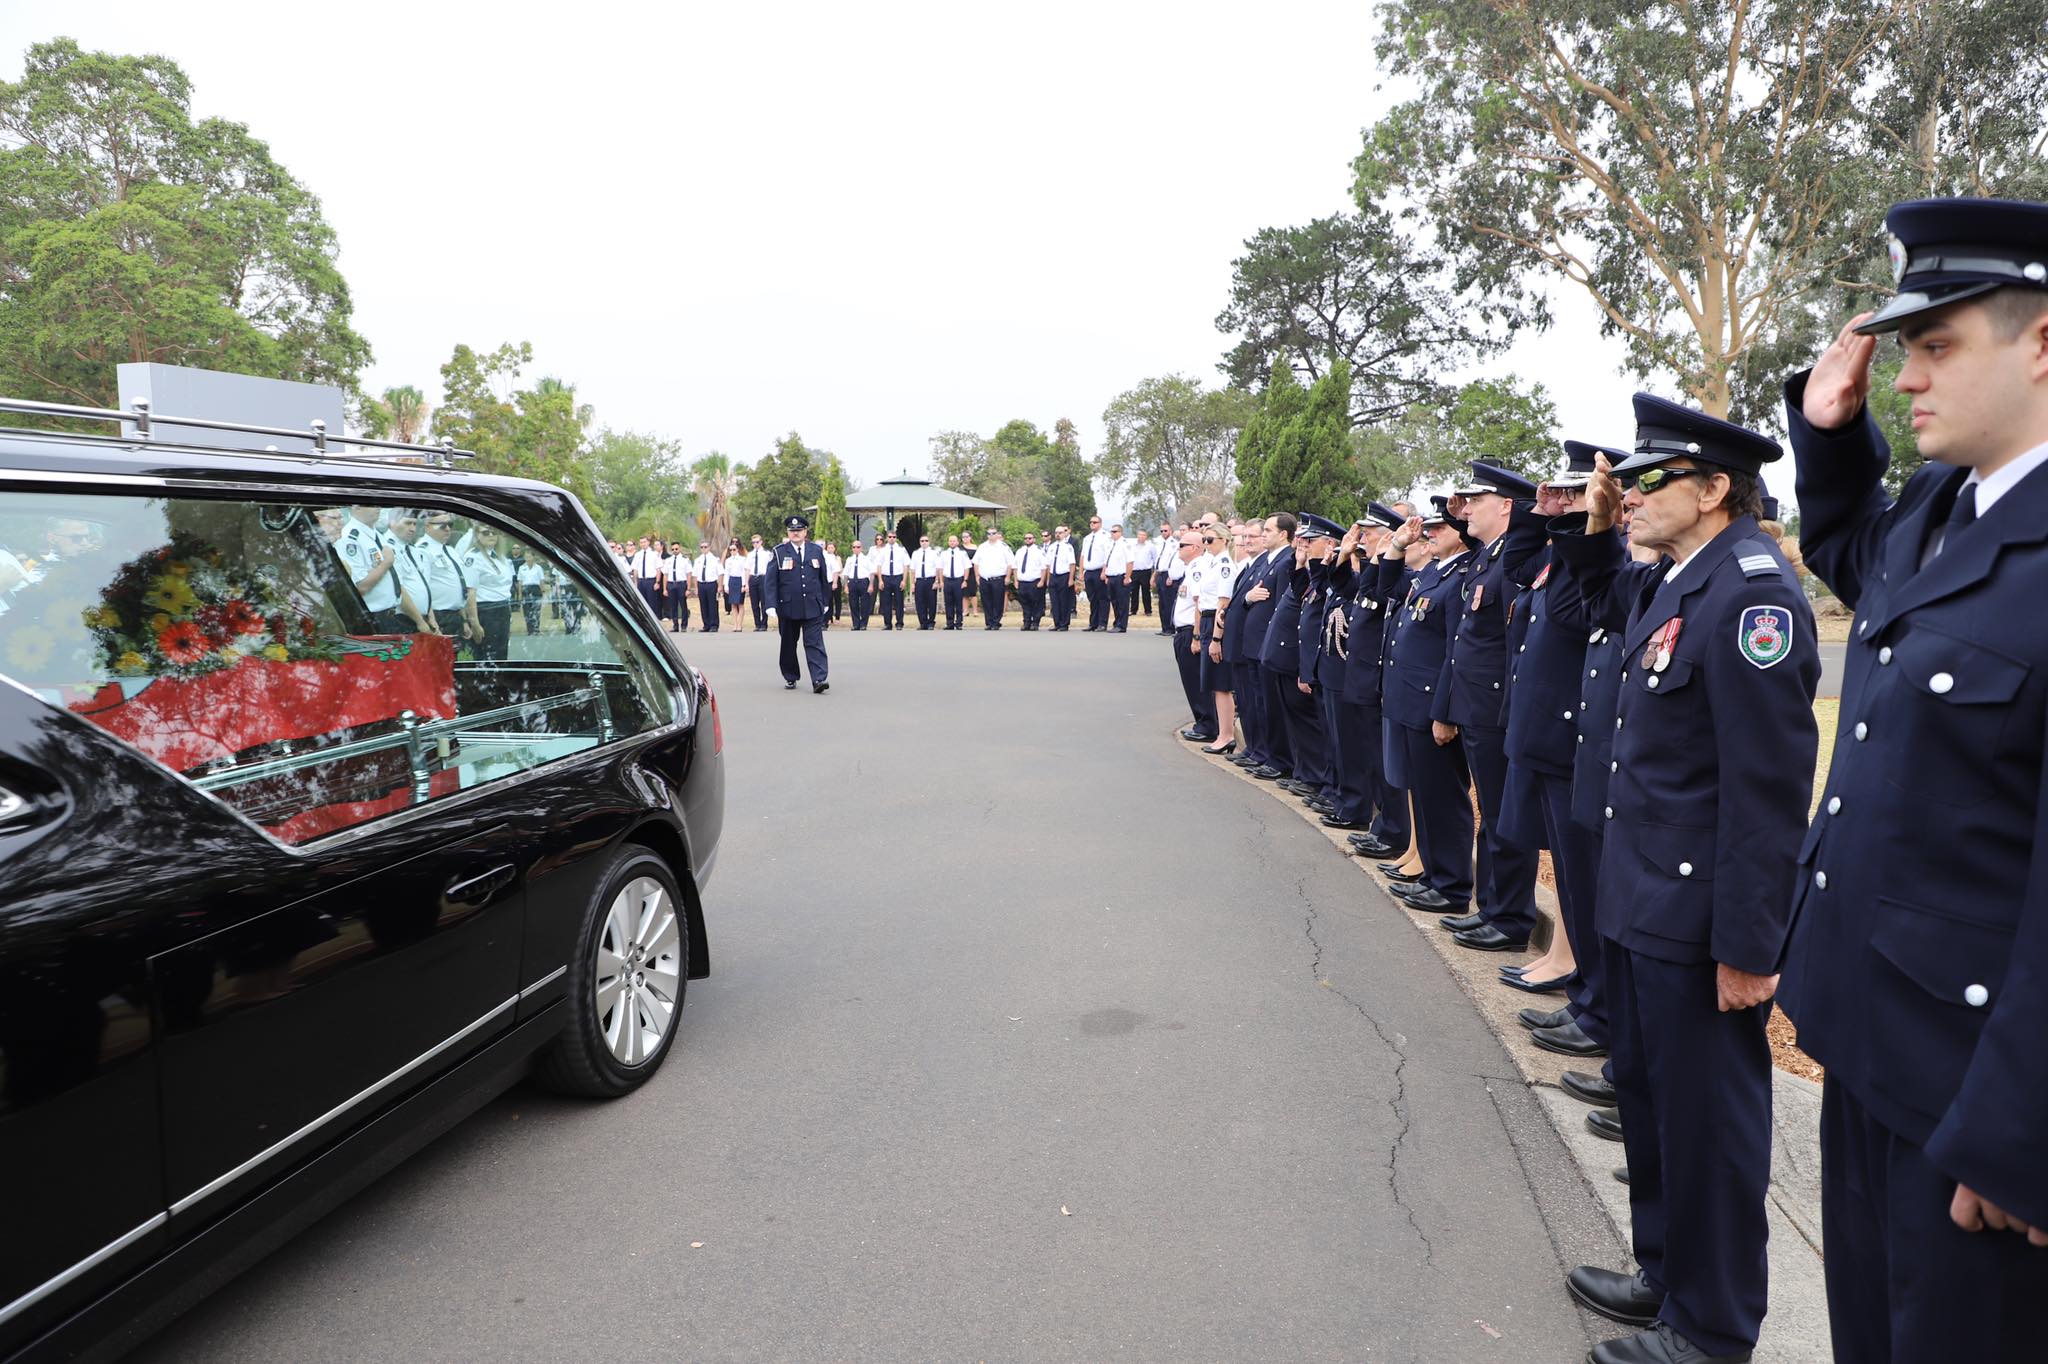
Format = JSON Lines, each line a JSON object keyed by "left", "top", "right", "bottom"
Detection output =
{"left": 1384, "top": 508, "right": 1477, "bottom": 914}
{"left": 763, "top": 515, "right": 831, "bottom": 693}
{"left": 1433, "top": 462, "right": 1549, "bottom": 952}
{"left": 1329, "top": 504, "right": 1410, "bottom": 856}
{"left": 1549, "top": 396, "right": 1819, "bottom": 1364}
{"left": 1781, "top": 197, "right": 2048, "bottom": 1362}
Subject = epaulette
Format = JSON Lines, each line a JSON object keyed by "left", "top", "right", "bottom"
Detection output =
{"left": 1734, "top": 538, "right": 1785, "bottom": 580}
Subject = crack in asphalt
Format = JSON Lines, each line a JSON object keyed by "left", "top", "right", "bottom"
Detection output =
{"left": 1273, "top": 814, "right": 1438, "bottom": 1269}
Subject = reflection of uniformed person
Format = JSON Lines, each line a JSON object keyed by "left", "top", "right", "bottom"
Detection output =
{"left": 764, "top": 515, "right": 830, "bottom": 692}
{"left": 338, "top": 505, "right": 427, "bottom": 634}
{"left": 1551, "top": 394, "right": 1818, "bottom": 1364}
{"left": 1779, "top": 197, "right": 2048, "bottom": 1363}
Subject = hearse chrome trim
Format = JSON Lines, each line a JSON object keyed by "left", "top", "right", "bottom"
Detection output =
{"left": 519, "top": 964, "right": 569, "bottom": 1000}
{"left": 0, "top": 1213, "right": 167, "bottom": 1328}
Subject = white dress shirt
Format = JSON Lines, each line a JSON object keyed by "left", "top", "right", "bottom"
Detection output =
{"left": 665, "top": 552, "right": 692, "bottom": 583}
{"left": 1047, "top": 539, "right": 1077, "bottom": 575}
{"left": 462, "top": 548, "right": 515, "bottom": 603}
{"left": 823, "top": 550, "right": 842, "bottom": 583}
{"left": 1133, "top": 538, "right": 1161, "bottom": 572}
{"left": 941, "top": 547, "right": 971, "bottom": 579}
{"left": 723, "top": 553, "right": 749, "bottom": 582}
{"left": 911, "top": 547, "right": 942, "bottom": 579}
{"left": 844, "top": 551, "right": 876, "bottom": 581}
{"left": 973, "top": 540, "right": 1014, "bottom": 578}
{"left": 1105, "top": 537, "right": 1134, "bottom": 575}
{"left": 1174, "top": 560, "right": 1200, "bottom": 627}
{"left": 747, "top": 547, "right": 773, "bottom": 575}
{"left": 1014, "top": 544, "right": 1048, "bottom": 580}
{"left": 1081, "top": 530, "right": 1112, "bottom": 570}
{"left": 877, "top": 543, "right": 911, "bottom": 575}
{"left": 629, "top": 548, "right": 662, "bottom": 580}
{"left": 694, "top": 550, "right": 723, "bottom": 582}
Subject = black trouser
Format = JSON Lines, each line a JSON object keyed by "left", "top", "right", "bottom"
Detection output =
{"left": 637, "top": 580, "right": 662, "bottom": 619}
{"left": 1233, "top": 659, "right": 1271, "bottom": 765}
{"left": 1109, "top": 575, "right": 1131, "bottom": 629}
{"left": 830, "top": 583, "right": 843, "bottom": 620}
{"left": 942, "top": 577, "right": 966, "bottom": 628}
{"left": 778, "top": 612, "right": 828, "bottom": 685}
{"left": 913, "top": 576, "right": 938, "bottom": 628}
{"left": 432, "top": 608, "right": 471, "bottom": 657}
{"left": 1461, "top": 723, "right": 1538, "bottom": 939}
{"left": 880, "top": 574, "right": 905, "bottom": 628}
{"left": 1173, "top": 625, "right": 1215, "bottom": 733}
{"left": 475, "top": 601, "right": 511, "bottom": 660}
{"left": 1323, "top": 690, "right": 1376, "bottom": 823}
{"left": 1606, "top": 940, "right": 1772, "bottom": 1356}
{"left": 1271, "top": 668, "right": 1328, "bottom": 787}
{"left": 1368, "top": 711, "right": 1409, "bottom": 848}
{"left": 1018, "top": 581, "right": 1045, "bottom": 628}
{"left": 1538, "top": 769, "right": 1606, "bottom": 1044}
{"left": 849, "top": 582, "right": 872, "bottom": 629}
{"left": 1256, "top": 664, "right": 1295, "bottom": 772}
{"left": 980, "top": 579, "right": 1006, "bottom": 627}
{"left": 1084, "top": 568, "right": 1107, "bottom": 628}
{"left": 520, "top": 584, "right": 544, "bottom": 635}
{"left": 698, "top": 584, "right": 720, "bottom": 629}
{"left": 1050, "top": 579, "right": 1076, "bottom": 630}
{"left": 1155, "top": 573, "right": 1178, "bottom": 634}
{"left": 1401, "top": 721, "right": 1474, "bottom": 907}
{"left": 668, "top": 585, "right": 688, "bottom": 630}
{"left": 1135, "top": 571, "right": 1153, "bottom": 617}
{"left": 749, "top": 576, "right": 768, "bottom": 629}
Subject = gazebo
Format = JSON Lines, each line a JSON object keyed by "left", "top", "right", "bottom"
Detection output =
{"left": 829, "top": 473, "right": 1006, "bottom": 544}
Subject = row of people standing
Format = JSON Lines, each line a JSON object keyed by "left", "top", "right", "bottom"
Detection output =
{"left": 327, "top": 505, "right": 527, "bottom": 659}
{"left": 1170, "top": 194, "right": 2048, "bottom": 1364}
{"left": 608, "top": 519, "right": 1189, "bottom": 635}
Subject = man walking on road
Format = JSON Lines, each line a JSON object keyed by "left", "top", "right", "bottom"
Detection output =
{"left": 764, "top": 514, "right": 830, "bottom": 693}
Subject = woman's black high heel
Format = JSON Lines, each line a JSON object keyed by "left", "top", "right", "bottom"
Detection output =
{"left": 1201, "top": 740, "right": 1238, "bottom": 755}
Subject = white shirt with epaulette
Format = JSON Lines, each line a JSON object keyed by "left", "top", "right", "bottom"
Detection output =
{"left": 339, "top": 519, "right": 400, "bottom": 611}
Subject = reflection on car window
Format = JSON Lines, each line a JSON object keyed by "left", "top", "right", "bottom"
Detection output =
{"left": 0, "top": 494, "right": 673, "bottom": 844}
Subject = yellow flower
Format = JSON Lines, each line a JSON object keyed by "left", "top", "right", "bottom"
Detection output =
{"left": 114, "top": 650, "right": 149, "bottom": 674}
{"left": 150, "top": 612, "right": 171, "bottom": 632}
{"left": 82, "top": 604, "right": 122, "bottom": 629}
{"left": 261, "top": 644, "right": 290, "bottom": 662}
{"left": 142, "top": 576, "right": 199, "bottom": 616}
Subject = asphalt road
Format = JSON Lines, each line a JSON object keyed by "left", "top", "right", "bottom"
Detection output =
{"left": 141, "top": 622, "right": 1624, "bottom": 1363}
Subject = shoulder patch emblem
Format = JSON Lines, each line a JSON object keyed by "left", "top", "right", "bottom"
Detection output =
{"left": 1738, "top": 604, "right": 1793, "bottom": 669}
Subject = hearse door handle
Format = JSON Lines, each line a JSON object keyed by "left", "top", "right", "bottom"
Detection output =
{"left": 443, "top": 863, "right": 517, "bottom": 906}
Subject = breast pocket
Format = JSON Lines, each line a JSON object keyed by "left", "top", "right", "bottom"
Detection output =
{"left": 1882, "top": 627, "right": 2028, "bottom": 807}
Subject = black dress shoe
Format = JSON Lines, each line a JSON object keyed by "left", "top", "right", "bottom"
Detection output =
{"left": 813, "top": 681, "right": 829, "bottom": 694}
{"left": 1561, "top": 1071, "right": 1618, "bottom": 1108}
{"left": 1453, "top": 924, "right": 1530, "bottom": 951}
{"left": 1320, "top": 814, "right": 1367, "bottom": 830}
{"left": 1277, "top": 778, "right": 1314, "bottom": 794}
{"left": 1565, "top": 1265, "right": 1665, "bottom": 1328}
{"left": 784, "top": 680, "right": 798, "bottom": 689}
{"left": 1376, "top": 863, "right": 1426, "bottom": 882}
{"left": 1252, "top": 767, "right": 1284, "bottom": 780}
{"left": 1532, "top": 1018, "right": 1609, "bottom": 1058}
{"left": 1304, "top": 800, "right": 1336, "bottom": 815}
{"left": 1500, "top": 971, "right": 1573, "bottom": 994}
{"left": 1587, "top": 1107, "right": 1625, "bottom": 1142}
{"left": 1518, "top": 1005, "right": 1572, "bottom": 1032}
{"left": 1437, "top": 911, "right": 1485, "bottom": 932}
{"left": 1180, "top": 728, "right": 1214, "bottom": 741}
{"left": 1393, "top": 886, "right": 1455, "bottom": 911}
{"left": 1590, "top": 1321, "right": 1751, "bottom": 1363}
{"left": 1615, "top": 1165, "right": 1630, "bottom": 1185}
{"left": 1349, "top": 835, "right": 1397, "bottom": 858}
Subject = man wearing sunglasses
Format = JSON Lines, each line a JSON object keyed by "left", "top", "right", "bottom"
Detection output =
{"left": 1547, "top": 395, "right": 1818, "bottom": 1364}
{"left": 1778, "top": 197, "right": 2048, "bottom": 1362}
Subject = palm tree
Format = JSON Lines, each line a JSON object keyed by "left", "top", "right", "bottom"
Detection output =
{"left": 692, "top": 452, "right": 741, "bottom": 552}
{"left": 384, "top": 385, "right": 430, "bottom": 443}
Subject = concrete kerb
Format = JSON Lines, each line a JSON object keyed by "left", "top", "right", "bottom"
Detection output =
{"left": 1182, "top": 732, "right": 1834, "bottom": 1363}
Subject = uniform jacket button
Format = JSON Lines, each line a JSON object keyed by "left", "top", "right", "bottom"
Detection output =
{"left": 1965, "top": 984, "right": 1990, "bottom": 1007}
{"left": 1610, "top": 760, "right": 1618, "bottom": 773}
{"left": 1589, "top": 668, "right": 1598, "bottom": 677}
{"left": 1814, "top": 870, "right": 1829, "bottom": 890}
{"left": 1679, "top": 862, "right": 1693, "bottom": 877}
{"left": 1859, "top": 619, "right": 1870, "bottom": 636}
{"left": 1878, "top": 646, "right": 1893, "bottom": 664}
{"left": 1827, "top": 796, "right": 1841, "bottom": 815}
{"left": 1563, "top": 709, "right": 1574, "bottom": 720}
{"left": 1854, "top": 722, "right": 1868, "bottom": 740}
{"left": 1931, "top": 672, "right": 1955, "bottom": 694}
{"left": 1647, "top": 676, "right": 1660, "bottom": 689}
{"left": 1603, "top": 806, "right": 1613, "bottom": 819}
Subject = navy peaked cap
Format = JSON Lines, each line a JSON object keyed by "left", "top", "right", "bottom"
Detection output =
{"left": 1611, "top": 394, "right": 1783, "bottom": 477}
{"left": 1453, "top": 461, "right": 1538, "bottom": 500}
{"left": 1296, "top": 513, "right": 1346, "bottom": 540}
{"left": 1858, "top": 197, "right": 2048, "bottom": 335}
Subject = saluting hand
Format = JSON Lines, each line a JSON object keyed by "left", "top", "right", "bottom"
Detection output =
{"left": 1392, "top": 515, "right": 1423, "bottom": 550}
{"left": 1804, "top": 312, "right": 1879, "bottom": 431}
{"left": 1586, "top": 454, "right": 1624, "bottom": 532}
{"left": 1715, "top": 963, "right": 1778, "bottom": 1012}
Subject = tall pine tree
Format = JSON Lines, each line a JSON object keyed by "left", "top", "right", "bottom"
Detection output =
{"left": 815, "top": 456, "right": 854, "bottom": 549}
{"left": 1256, "top": 362, "right": 1359, "bottom": 521}
{"left": 1043, "top": 417, "right": 1098, "bottom": 529}
{"left": 1235, "top": 360, "right": 1308, "bottom": 512}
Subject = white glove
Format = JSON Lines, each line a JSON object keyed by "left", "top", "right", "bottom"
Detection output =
{"left": 766, "top": 608, "right": 778, "bottom": 622}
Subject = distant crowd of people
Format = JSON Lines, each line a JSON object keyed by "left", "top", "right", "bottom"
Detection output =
{"left": 606, "top": 515, "right": 1194, "bottom": 634}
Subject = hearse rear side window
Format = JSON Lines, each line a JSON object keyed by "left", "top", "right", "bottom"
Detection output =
{"left": 0, "top": 493, "right": 673, "bottom": 844}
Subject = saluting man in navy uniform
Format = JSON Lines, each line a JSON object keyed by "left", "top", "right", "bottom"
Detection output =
{"left": 1385, "top": 505, "right": 1477, "bottom": 914}
{"left": 1781, "top": 197, "right": 2048, "bottom": 1362}
{"left": 764, "top": 514, "right": 831, "bottom": 693}
{"left": 1549, "top": 397, "right": 1819, "bottom": 1364}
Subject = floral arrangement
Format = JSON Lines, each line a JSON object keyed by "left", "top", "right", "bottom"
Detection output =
{"left": 80, "top": 532, "right": 342, "bottom": 680}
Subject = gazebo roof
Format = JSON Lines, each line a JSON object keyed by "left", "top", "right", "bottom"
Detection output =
{"left": 838, "top": 472, "right": 1006, "bottom": 514}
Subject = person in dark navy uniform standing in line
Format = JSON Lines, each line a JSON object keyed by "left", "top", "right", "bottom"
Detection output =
{"left": 1550, "top": 396, "right": 1818, "bottom": 1364}
{"left": 1384, "top": 506, "right": 1477, "bottom": 915}
{"left": 1218, "top": 517, "right": 1276, "bottom": 772}
{"left": 1780, "top": 198, "right": 2048, "bottom": 1363}
{"left": 1261, "top": 514, "right": 1335, "bottom": 801}
{"left": 1238, "top": 514, "right": 1298, "bottom": 781}
{"left": 1495, "top": 448, "right": 1613, "bottom": 1066}
{"left": 764, "top": 514, "right": 831, "bottom": 692}
{"left": 1430, "top": 463, "right": 1548, "bottom": 953}
{"left": 1319, "top": 504, "right": 1402, "bottom": 836}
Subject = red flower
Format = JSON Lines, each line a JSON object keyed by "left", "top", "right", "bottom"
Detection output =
{"left": 157, "top": 620, "right": 213, "bottom": 664}
{"left": 218, "top": 599, "right": 265, "bottom": 636}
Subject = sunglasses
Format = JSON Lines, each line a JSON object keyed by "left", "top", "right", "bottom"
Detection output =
{"left": 1625, "top": 467, "right": 1706, "bottom": 495}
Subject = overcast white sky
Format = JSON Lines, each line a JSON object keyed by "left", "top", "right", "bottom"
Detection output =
{"left": 3, "top": 0, "right": 1645, "bottom": 509}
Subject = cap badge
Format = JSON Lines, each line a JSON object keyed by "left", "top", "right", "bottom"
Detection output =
{"left": 1887, "top": 233, "right": 1909, "bottom": 284}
